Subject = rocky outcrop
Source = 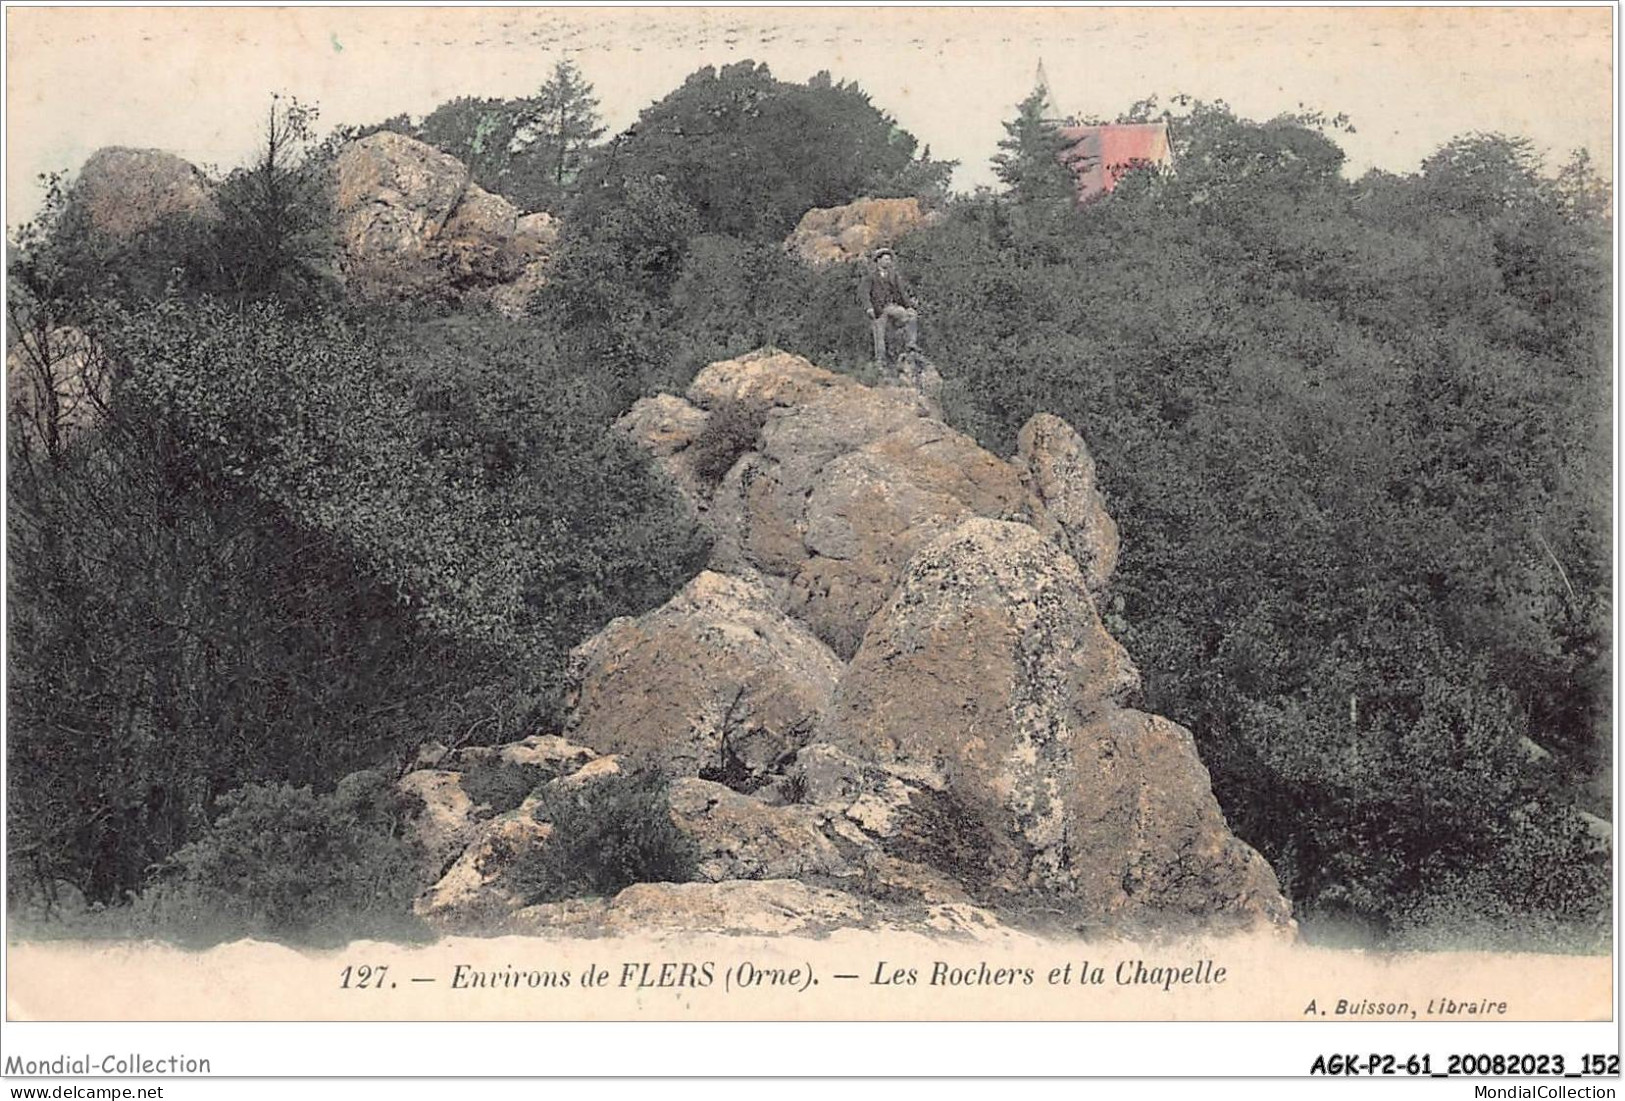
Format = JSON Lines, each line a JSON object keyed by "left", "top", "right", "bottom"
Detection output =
{"left": 72, "top": 148, "right": 217, "bottom": 238}
{"left": 407, "top": 736, "right": 643, "bottom": 929}
{"left": 414, "top": 804, "right": 552, "bottom": 929}
{"left": 784, "top": 197, "right": 944, "bottom": 267}
{"left": 396, "top": 733, "right": 604, "bottom": 882}
{"left": 427, "top": 349, "right": 1292, "bottom": 939}
{"left": 826, "top": 519, "right": 1286, "bottom": 928}
{"left": 332, "top": 133, "right": 556, "bottom": 313}
{"left": 668, "top": 774, "right": 969, "bottom": 904}
{"left": 396, "top": 769, "right": 478, "bottom": 881}
{"left": 669, "top": 777, "right": 852, "bottom": 883}
{"left": 826, "top": 521, "right": 1139, "bottom": 874}
{"left": 62, "top": 136, "right": 557, "bottom": 314}
{"left": 406, "top": 734, "right": 976, "bottom": 935}
{"left": 622, "top": 351, "right": 1054, "bottom": 658}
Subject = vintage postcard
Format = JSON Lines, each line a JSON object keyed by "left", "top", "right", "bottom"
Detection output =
{"left": 1, "top": 3, "right": 1615, "bottom": 1080}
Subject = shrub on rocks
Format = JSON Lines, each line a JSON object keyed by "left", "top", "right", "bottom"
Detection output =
{"left": 512, "top": 770, "right": 698, "bottom": 903}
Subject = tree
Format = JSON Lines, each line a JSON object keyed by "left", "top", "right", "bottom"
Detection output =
{"left": 991, "top": 83, "right": 1077, "bottom": 205}
{"left": 208, "top": 95, "right": 335, "bottom": 306}
{"left": 505, "top": 59, "right": 606, "bottom": 212}
{"left": 401, "top": 62, "right": 606, "bottom": 214}
{"left": 416, "top": 96, "right": 526, "bottom": 194}
{"left": 574, "top": 62, "right": 954, "bottom": 241}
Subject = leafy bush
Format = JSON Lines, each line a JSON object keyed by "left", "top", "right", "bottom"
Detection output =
{"left": 572, "top": 61, "right": 953, "bottom": 243}
{"left": 511, "top": 771, "right": 697, "bottom": 903}
{"left": 893, "top": 101, "right": 1611, "bottom": 943}
{"left": 383, "top": 313, "right": 713, "bottom": 718}
{"left": 7, "top": 298, "right": 708, "bottom": 904}
{"left": 12, "top": 97, "right": 337, "bottom": 318}
{"left": 688, "top": 397, "right": 770, "bottom": 485}
{"left": 161, "top": 771, "right": 428, "bottom": 946}
{"left": 459, "top": 762, "right": 547, "bottom": 815}
{"left": 537, "top": 62, "right": 952, "bottom": 401}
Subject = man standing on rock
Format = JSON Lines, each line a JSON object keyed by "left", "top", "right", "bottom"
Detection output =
{"left": 861, "top": 247, "right": 920, "bottom": 372}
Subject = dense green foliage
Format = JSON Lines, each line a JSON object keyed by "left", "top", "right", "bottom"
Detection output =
{"left": 6, "top": 96, "right": 708, "bottom": 912}
{"left": 160, "top": 770, "right": 426, "bottom": 945}
{"left": 8, "top": 293, "right": 707, "bottom": 905}
{"left": 410, "top": 60, "right": 606, "bottom": 213}
{"left": 575, "top": 62, "right": 953, "bottom": 241}
{"left": 537, "top": 61, "right": 952, "bottom": 397}
{"left": 511, "top": 771, "right": 697, "bottom": 904}
{"left": 898, "top": 103, "right": 1611, "bottom": 944}
{"left": 992, "top": 84, "right": 1077, "bottom": 206}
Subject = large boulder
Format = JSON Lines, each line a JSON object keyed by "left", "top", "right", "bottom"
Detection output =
{"left": 790, "top": 418, "right": 1034, "bottom": 654}
{"left": 332, "top": 132, "right": 555, "bottom": 311}
{"left": 826, "top": 518, "right": 1288, "bottom": 931}
{"left": 72, "top": 148, "right": 217, "bottom": 238}
{"left": 785, "top": 196, "right": 944, "bottom": 268}
{"left": 565, "top": 571, "right": 843, "bottom": 787}
{"left": 1064, "top": 709, "right": 1293, "bottom": 928}
{"left": 333, "top": 132, "right": 469, "bottom": 265}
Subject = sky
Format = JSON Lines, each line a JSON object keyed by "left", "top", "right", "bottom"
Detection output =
{"left": 4, "top": 5, "right": 1614, "bottom": 225}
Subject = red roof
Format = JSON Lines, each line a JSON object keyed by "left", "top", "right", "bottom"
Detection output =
{"left": 1054, "top": 123, "right": 1172, "bottom": 203}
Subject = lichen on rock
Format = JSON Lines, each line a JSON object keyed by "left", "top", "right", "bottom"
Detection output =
{"left": 564, "top": 570, "right": 843, "bottom": 788}
{"left": 72, "top": 147, "right": 218, "bottom": 238}
{"left": 332, "top": 132, "right": 556, "bottom": 313}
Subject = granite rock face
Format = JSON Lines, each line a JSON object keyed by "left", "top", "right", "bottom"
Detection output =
{"left": 423, "top": 349, "right": 1292, "bottom": 938}
{"left": 784, "top": 196, "right": 944, "bottom": 267}
{"left": 331, "top": 132, "right": 555, "bottom": 312}
{"left": 564, "top": 570, "right": 843, "bottom": 787}
{"left": 72, "top": 148, "right": 218, "bottom": 238}
{"left": 623, "top": 351, "right": 1040, "bottom": 659}
{"left": 826, "top": 518, "right": 1286, "bottom": 928}
{"left": 1016, "top": 413, "right": 1120, "bottom": 597}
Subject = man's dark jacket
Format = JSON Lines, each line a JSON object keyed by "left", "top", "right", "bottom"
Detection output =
{"left": 861, "top": 267, "right": 916, "bottom": 315}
